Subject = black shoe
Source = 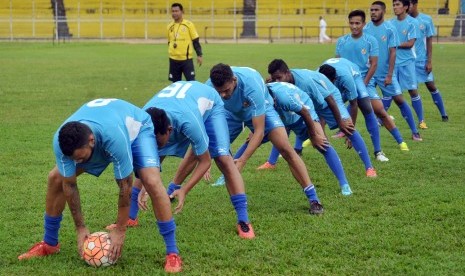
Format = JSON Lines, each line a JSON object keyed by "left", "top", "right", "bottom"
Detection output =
{"left": 442, "top": 115, "right": 449, "bottom": 122}
{"left": 309, "top": 200, "right": 324, "bottom": 215}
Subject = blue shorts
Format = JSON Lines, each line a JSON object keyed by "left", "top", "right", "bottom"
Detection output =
{"left": 415, "top": 60, "right": 434, "bottom": 83}
{"left": 396, "top": 62, "right": 418, "bottom": 91}
{"left": 367, "top": 75, "right": 402, "bottom": 98}
{"left": 227, "top": 106, "right": 284, "bottom": 143}
{"left": 287, "top": 117, "right": 320, "bottom": 141}
{"left": 77, "top": 123, "right": 160, "bottom": 177}
{"left": 204, "top": 106, "right": 231, "bottom": 158}
{"left": 341, "top": 75, "right": 369, "bottom": 102}
{"left": 317, "top": 104, "right": 350, "bottom": 130}
{"left": 354, "top": 75, "right": 370, "bottom": 99}
{"left": 159, "top": 106, "right": 230, "bottom": 159}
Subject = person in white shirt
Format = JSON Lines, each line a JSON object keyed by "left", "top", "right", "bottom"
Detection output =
{"left": 319, "top": 16, "right": 331, "bottom": 43}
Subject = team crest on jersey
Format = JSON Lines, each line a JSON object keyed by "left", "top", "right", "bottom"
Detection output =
{"left": 381, "top": 35, "right": 387, "bottom": 41}
{"left": 361, "top": 48, "right": 367, "bottom": 55}
{"left": 419, "top": 24, "right": 425, "bottom": 30}
{"left": 243, "top": 101, "right": 250, "bottom": 108}
{"left": 402, "top": 29, "right": 407, "bottom": 35}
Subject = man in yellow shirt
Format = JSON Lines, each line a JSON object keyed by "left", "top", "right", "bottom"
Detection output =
{"left": 167, "top": 3, "right": 203, "bottom": 82}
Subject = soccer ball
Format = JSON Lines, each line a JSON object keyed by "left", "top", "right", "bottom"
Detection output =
{"left": 82, "top": 231, "right": 115, "bottom": 267}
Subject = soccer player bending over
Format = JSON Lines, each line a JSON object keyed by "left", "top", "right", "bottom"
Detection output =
{"left": 18, "top": 99, "right": 182, "bottom": 273}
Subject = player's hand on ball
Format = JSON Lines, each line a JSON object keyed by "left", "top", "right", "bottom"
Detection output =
{"left": 76, "top": 226, "right": 90, "bottom": 259}
{"left": 170, "top": 188, "right": 186, "bottom": 214}
{"left": 137, "top": 188, "right": 149, "bottom": 211}
{"left": 108, "top": 227, "right": 126, "bottom": 263}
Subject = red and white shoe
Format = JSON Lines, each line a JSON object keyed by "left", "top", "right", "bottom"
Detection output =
{"left": 164, "top": 253, "right": 182, "bottom": 273}
{"left": 256, "top": 161, "right": 276, "bottom": 170}
{"left": 18, "top": 241, "right": 60, "bottom": 260}
{"left": 105, "top": 218, "right": 139, "bottom": 231}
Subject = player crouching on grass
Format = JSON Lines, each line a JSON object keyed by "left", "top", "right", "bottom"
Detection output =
{"left": 106, "top": 81, "right": 255, "bottom": 239}
{"left": 18, "top": 99, "right": 182, "bottom": 273}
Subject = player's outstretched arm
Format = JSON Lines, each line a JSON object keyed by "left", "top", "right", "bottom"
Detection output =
{"left": 234, "top": 115, "right": 265, "bottom": 171}
{"left": 107, "top": 175, "right": 131, "bottom": 262}
{"left": 62, "top": 176, "right": 90, "bottom": 258}
{"left": 298, "top": 107, "right": 328, "bottom": 151}
{"left": 171, "top": 150, "right": 211, "bottom": 214}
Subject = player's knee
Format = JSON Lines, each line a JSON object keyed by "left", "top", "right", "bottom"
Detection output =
{"left": 47, "top": 168, "right": 62, "bottom": 186}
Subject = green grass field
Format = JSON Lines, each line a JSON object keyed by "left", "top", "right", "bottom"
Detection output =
{"left": 1, "top": 42, "right": 465, "bottom": 275}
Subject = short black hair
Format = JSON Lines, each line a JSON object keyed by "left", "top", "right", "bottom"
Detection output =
{"left": 372, "top": 1, "right": 387, "bottom": 9}
{"left": 410, "top": 0, "right": 418, "bottom": 4}
{"left": 145, "top": 107, "right": 171, "bottom": 136}
{"left": 393, "top": 0, "right": 411, "bottom": 10}
{"left": 171, "top": 3, "right": 183, "bottom": 11}
{"left": 58, "top": 121, "right": 92, "bottom": 156}
{"left": 348, "top": 10, "right": 366, "bottom": 22}
{"left": 210, "top": 63, "right": 234, "bottom": 87}
{"left": 318, "top": 64, "right": 337, "bottom": 82}
{"left": 268, "top": 59, "right": 290, "bottom": 75}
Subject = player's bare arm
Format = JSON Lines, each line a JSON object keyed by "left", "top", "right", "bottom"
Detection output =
{"left": 386, "top": 47, "right": 397, "bottom": 86}
{"left": 234, "top": 115, "right": 265, "bottom": 171}
{"left": 326, "top": 95, "right": 354, "bottom": 135}
{"left": 426, "top": 36, "right": 433, "bottom": 73}
{"left": 398, "top": 38, "right": 415, "bottom": 49}
{"left": 171, "top": 150, "right": 211, "bottom": 214}
{"left": 108, "top": 175, "right": 131, "bottom": 262}
{"left": 62, "top": 176, "right": 89, "bottom": 257}
{"left": 364, "top": 56, "right": 378, "bottom": 85}
{"left": 297, "top": 107, "right": 328, "bottom": 151}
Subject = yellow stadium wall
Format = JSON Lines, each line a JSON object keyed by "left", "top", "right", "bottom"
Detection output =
{"left": 0, "top": 0, "right": 458, "bottom": 40}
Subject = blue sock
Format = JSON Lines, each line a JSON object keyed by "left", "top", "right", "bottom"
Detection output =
{"left": 230, "top": 194, "right": 249, "bottom": 223}
{"left": 382, "top": 96, "right": 393, "bottom": 111}
{"left": 399, "top": 102, "right": 418, "bottom": 134}
{"left": 411, "top": 95, "right": 424, "bottom": 123}
{"left": 267, "top": 145, "right": 280, "bottom": 165}
{"left": 129, "top": 186, "right": 141, "bottom": 220}
{"left": 318, "top": 146, "right": 349, "bottom": 188}
{"left": 303, "top": 185, "right": 319, "bottom": 202}
{"left": 431, "top": 90, "right": 447, "bottom": 117}
{"left": 364, "top": 111, "right": 382, "bottom": 154}
{"left": 348, "top": 130, "right": 373, "bottom": 170}
{"left": 233, "top": 142, "right": 248, "bottom": 159}
{"left": 294, "top": 136, "right": 304, "bottom": 151}
{"left": 166, "top": 182, "right": 181, "bottom": 196}
{"left": 389, "top": 127, "right": 403, "bottom": 144}
{"left": 157, "top": 219, "right": 179, "bottom": 255}
{"left": 43, "top": 213, "right": 62, "bottom": 246}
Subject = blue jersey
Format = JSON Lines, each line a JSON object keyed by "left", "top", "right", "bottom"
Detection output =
{"left": 53, "top": 99, "right": 152, "bottom": 179}
{"left": 335, "top": 33, "right": 379, "bottom": 76}
{"left": 290, "top": 69, "right": 332, "bottom": 111}
{"left": 390, "top": 15, "right": 418, "bottom": 65}
{"left": 143, "top": 81, "right": 224, "bottom": 156}
{"left": 266, "top": 82, "right": 318, "bottom": 126}
{"left": 413, "top": 13, "right": 435, "bottom": 62}
{"left": 206, "top": 66, "right": 271, "bottom": 122}
{"left": 322, "top": 58, "right": 361, "bottom": 101}
{"left": 364, "top": 21, "right": 399, "bottom": 78}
